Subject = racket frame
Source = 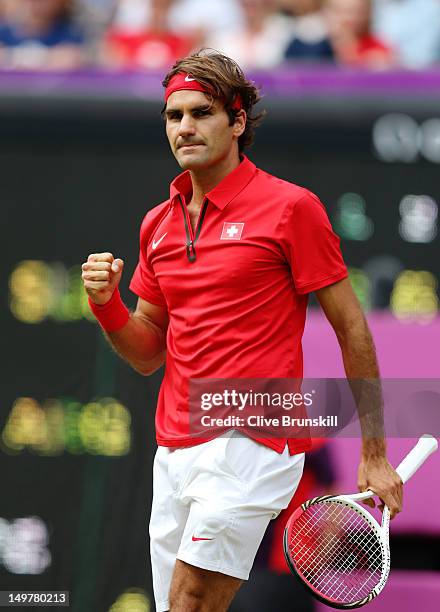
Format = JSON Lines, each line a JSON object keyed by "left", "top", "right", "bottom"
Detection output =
{"left": 283, "top": 494, "right": 391, "bottom": 609}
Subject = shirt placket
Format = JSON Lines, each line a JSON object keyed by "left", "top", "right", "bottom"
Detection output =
{"left": 178, "top": 195, "right": 209, "bottom": 263}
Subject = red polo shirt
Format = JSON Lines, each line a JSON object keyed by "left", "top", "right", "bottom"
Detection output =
{"left": 130, "top": 156, "right": 347, "bottom": 454}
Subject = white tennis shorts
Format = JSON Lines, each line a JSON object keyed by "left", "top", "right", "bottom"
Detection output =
{"left": 149, "top": 431, "right": 305, "bottom": 611}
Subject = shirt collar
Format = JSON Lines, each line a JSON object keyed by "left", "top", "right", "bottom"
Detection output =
{"left": 169, "top": 155, "right": 257, "bottom": 210}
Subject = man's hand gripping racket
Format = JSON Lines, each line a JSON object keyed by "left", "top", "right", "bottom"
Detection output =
{"left": 283, "top": 435, "right": 438, "bottom": 609}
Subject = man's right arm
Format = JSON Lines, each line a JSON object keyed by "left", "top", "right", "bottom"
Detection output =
{"left": 82, "top": 252, "right": 168, "bottom": 375}
{"left": 105, "top": 297, "right": 168, "bottom": 375}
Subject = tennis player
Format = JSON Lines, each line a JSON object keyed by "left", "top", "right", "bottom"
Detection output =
{"left": 82, "top": 50, "right": 403, "bottom": 612}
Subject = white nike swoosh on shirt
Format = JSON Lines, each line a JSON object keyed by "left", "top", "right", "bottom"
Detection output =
{"left": 152, "top": 233, "right": 167, "bottom": 250}
{"left": 184, "top": 75, "right": 195, "bottom": 82}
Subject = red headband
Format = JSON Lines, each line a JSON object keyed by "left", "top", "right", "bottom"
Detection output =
{"left": 164, "top": 72, "right": 242, "bottom": 110}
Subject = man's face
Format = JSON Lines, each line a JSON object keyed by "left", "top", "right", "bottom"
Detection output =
{"left": 164, "top": 90, "right": 245, "bottom": 171}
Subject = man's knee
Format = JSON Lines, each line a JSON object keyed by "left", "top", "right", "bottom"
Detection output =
{"left": 170, "top": 566, "right": 212, "bottom": 611}
{"left": 169, "top": 584, "right": 205, "bottom": 611}
{"left": 169, "top": 560, "right": 242, "bottom": 611}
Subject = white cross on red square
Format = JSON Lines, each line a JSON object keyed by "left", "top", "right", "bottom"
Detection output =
{"left": 220, "top": 222, "right": 244, "bottom": 240}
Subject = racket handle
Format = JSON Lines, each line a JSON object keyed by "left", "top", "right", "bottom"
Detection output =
{"left": 395, "top": 434, "right": 438, "bottom": 484}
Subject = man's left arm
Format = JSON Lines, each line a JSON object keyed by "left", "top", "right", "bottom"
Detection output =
{"left": 316, "top": 278, "right": 403, "bottom": 518}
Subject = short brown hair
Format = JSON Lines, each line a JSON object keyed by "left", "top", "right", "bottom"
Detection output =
{"left": 162, "top": 49, "right": 266, "bottom": 153}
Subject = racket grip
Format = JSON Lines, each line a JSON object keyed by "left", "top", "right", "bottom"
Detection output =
{"left": 395, "top": 434, "right": 438, "bottom": 484}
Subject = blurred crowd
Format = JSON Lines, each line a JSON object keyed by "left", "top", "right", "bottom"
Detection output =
{"left": 0, "top": 0, "right": 439, "bottom": 71}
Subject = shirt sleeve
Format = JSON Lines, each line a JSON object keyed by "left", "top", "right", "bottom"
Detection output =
{"left": 129, "top": 213, "right": 167, "bottom": 307}
{"left": 280, "top": 191, "right": 348, "bottom": 294}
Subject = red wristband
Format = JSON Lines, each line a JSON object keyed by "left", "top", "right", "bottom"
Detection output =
{"left": 88, "top": 288, "right": 130, "bottom": 333}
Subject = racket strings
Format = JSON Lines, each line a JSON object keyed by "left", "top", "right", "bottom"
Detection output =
{"left": 291, "top": 514, "right": 381, "bottom": 600}
{"left": 290, "top": 504, "right": 382, "bottom": 599}
{"left": 287, "top": 502, "right": 384, "bottom": 603}
{"left": 292, "top": 507, "right": 382, "bottom": 593}
{"left": 294, "top": 512, "right": 380, "bottom": 579}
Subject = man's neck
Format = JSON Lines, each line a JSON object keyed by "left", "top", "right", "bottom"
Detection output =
{"left": 189, "top": 151, "right": 241, "bottom": 207}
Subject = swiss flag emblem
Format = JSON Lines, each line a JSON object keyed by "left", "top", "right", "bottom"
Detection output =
{"left": 220, "top": 222, "right": 244, "bottom": 240}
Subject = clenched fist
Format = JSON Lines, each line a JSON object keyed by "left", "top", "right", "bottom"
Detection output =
{"left": 82, "top": 252, "right": 124, "bottom": 305}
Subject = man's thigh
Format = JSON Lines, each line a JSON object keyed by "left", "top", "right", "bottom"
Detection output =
{"left": 169, "top": 559, "right": 243, "bottom": 612}
{"left": 175, "top": 434, "right": 305, "bottom": 581}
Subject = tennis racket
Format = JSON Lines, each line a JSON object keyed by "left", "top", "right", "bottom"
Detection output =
{"left": 283, "top": 434, "right": 438, "bottom": 609}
